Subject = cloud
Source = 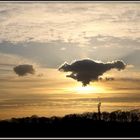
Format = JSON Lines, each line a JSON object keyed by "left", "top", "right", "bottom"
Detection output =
{"left": 0, "top": 40, "right": 85, "bottom": 68}
{"left": 86, "top": 35, "right": 140, "bottom": 48}
{"left": 59, "top": 59, "right": 126, "bottom": 86}
{"left": 13, "top": 64, "right": 35, "bottom": 76}
{"left": 0, "top": 3, "right": 139, "bottom": 44}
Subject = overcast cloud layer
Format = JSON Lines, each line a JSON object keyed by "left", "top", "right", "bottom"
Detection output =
{"left": 0, "top": 2, "right": 140, "bottom": 43}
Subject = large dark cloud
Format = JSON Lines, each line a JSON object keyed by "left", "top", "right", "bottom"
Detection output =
{"left": 13, "top": 64, "right": 35, "bottom": 76}
{"left": 59, "top": 59, "right": 126, "bottom": 86}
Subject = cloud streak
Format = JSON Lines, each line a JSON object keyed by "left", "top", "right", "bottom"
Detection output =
{"left": 59, "top": 59, "right": 126, "bottom": 86}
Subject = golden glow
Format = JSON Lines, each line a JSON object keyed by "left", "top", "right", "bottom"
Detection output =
{"left": 74, "top": 85, "right": 106, "bottom": 94}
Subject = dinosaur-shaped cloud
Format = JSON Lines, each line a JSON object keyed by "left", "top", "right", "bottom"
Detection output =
{"left": 59, "top": 59, "right": 126, "bottom": 86}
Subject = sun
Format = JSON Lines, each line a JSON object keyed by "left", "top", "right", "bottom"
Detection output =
{"left": 75, "top": 86, "right": 94, "bottom": 93}
{"left": 74, "top": 85, "right": 105, "bottom": 94}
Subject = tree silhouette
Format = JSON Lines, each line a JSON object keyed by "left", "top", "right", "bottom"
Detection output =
{"left": 0, "top": 110, "right": 140, "bottom": 137}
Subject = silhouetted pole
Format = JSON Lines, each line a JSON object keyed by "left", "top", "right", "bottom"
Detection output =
{"left": 98, "top": 101, "right": 101, "bottom": 121}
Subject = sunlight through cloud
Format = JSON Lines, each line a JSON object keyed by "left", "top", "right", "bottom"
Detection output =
{"left": 74, "top": 85, "right": 106, "bottom": 94}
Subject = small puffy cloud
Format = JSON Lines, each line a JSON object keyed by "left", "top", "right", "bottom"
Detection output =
{"left": 59, "top": 59, "right": 126, "bottom": 86}
{"left": 13, "top": 64, "right": 35, "bottom": 76}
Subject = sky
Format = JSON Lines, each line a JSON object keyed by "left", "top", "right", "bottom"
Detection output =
{"left": 0, "top": 2, "right": 140, "bottom": 119}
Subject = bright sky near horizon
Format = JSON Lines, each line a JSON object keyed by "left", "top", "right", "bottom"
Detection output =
{"left": 0, "top": 2, "right": 140, "bottom": 119}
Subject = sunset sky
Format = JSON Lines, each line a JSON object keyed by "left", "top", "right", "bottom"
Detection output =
{"left": 0, "top": 2, "right": 140, "bottom": 119}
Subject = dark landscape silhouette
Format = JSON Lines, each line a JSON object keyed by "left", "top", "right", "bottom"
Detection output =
{"left": 0, "top": 109, "right": 140, "bottom": 137}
